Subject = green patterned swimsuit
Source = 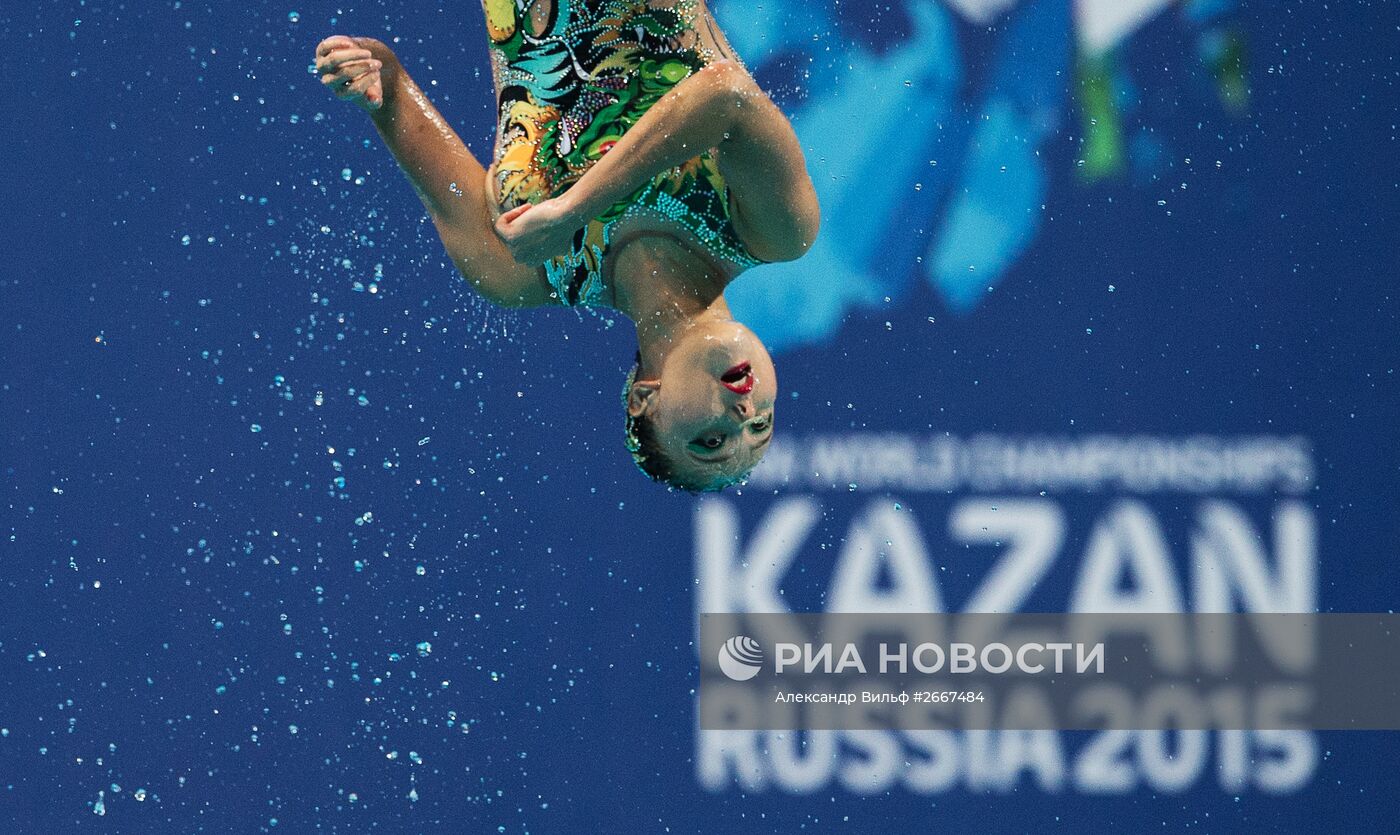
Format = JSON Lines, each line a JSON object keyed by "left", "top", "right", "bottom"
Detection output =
{"left": 484, "top": 0, "right": 761, "bottom": 306}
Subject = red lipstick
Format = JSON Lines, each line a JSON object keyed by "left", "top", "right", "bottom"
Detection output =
{"left": 720, "top": 362, "right": 754, "bottom": 395}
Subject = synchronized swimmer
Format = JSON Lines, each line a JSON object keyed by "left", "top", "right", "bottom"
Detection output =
{"left": 314, "top": 0, "right": 819, "bottom": 490}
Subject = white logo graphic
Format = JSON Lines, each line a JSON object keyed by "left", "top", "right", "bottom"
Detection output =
{"left": 718, "top": 636, "right": 764, "bottom": 681}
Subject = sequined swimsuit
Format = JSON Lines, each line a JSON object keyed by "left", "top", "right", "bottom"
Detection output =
{"left": 484, "top": 0, "right": 761, "bottom": 306}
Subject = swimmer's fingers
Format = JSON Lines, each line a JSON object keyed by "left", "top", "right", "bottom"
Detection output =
{"left": 315, "top": 47, "right": 374, "bottom": 75}
{"left": 315, "top": 35, "right": 357, "bottom": 59}
{"left": 325, "top": 74, "right": 383, "bottom": 109}
{"left": 492, "top": 205, "right": 534, "bottom": 251}
{"left": 326, "top": 70, "right": 375, "bottom": 98}
{"left": 497, "top": 204, "right": 532, "bottom": 227}
{"left": 353, "top": 73, "right": 384, "bottom": 110}
{"left": 494, "top": 201, "right": 578, "bottom": 264}
{"left": 319, "top": 58, "right": 385, "bottom": 109}
{"left": 318, "top": 57, "right": 381, "bottom": 86}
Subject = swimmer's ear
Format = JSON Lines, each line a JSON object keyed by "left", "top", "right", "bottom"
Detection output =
{"left": 626, "top": 379, "right": 660, "bottom": 417}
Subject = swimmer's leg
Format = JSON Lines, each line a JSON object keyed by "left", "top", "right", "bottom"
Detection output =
{"left": 327, "top": 37, "right": 551, "bottom": 307}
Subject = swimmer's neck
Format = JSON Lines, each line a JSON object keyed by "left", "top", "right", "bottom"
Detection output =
{"left": 611, "top": 235, "right": 732, "bottom": 377}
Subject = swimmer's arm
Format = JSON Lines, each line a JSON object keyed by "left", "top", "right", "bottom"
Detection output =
{"left": 317, "top": 36, "right": 549, "bottom": 307}
{"left": 499, "top": 61, "right": 819, "bottom": 264}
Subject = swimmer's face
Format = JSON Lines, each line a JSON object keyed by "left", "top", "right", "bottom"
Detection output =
{"left": 627, "top": 321, "right": 776, "bottom": 490}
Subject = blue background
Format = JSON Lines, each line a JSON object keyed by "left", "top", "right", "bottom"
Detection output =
{"left": 3, "top": 0, "right": 1399, "bottom": 831}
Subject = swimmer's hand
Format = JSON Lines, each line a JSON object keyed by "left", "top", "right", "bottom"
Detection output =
{"left": 493, "top": 198, "right": 586, "bottom": 266}
{"left": 314, "top": 36, "right": 388, "bottom": 111}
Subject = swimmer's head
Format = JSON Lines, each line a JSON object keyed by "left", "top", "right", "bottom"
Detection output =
{"left": 623, "top": 320, "right": 776, "bottom": 491}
